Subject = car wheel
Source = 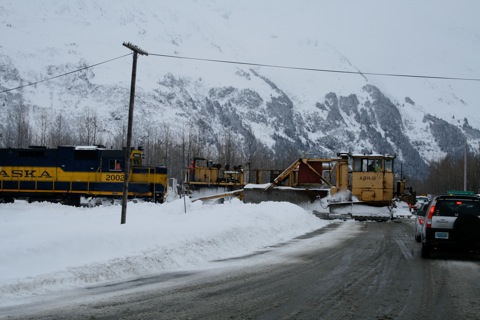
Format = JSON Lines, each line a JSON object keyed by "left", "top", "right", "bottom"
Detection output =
{"left": 453, "top": 214, "right": 480, "bottom": 244}
{"left": 421, "top": 242, "right": 431, "bottom": 259}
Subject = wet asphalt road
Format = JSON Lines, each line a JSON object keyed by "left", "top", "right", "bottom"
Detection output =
{"left": 3, "top": 218, "right": 480, "bottom": 320}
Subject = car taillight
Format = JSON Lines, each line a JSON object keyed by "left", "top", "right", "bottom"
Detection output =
{"left": 426, "top": 205, "right": 435, "bottom": 228}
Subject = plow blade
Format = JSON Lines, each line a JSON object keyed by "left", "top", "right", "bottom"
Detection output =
{"left": 243, "top": 186, "right": 329, "bottom": 206}
{"left": 329, "top": 202, "right": 392, "bottom": 221}
{"left": 191, "top": 189, "right": 244, "bottom": 203}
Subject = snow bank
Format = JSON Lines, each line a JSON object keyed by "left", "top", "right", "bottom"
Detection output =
{"left": 0, "top": 198, "right": 328, "bottom": 299}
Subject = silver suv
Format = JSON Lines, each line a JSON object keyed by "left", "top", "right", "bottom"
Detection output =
{"left": 421, "top": 195, "right": 480, "bottom": 258}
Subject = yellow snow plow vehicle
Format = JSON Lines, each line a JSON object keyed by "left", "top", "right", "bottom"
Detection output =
{"left": 186, "top": 152, "right": 404, "bottom": 221}
{"left": 243, "top": 153, "right": 403, "bottom": 221}
{"left": 327, "top": 153, "right": 399, "bottom": 221}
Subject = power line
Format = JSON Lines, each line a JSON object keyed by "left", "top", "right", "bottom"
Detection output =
{"left": 2, "top": 50, "right": 479, "bottom": 96}
{"left": 150, "top": 52, "right": 480, "bottom": 82}
{"left": 0, "top": 53, "right": 132, "bottom": 94}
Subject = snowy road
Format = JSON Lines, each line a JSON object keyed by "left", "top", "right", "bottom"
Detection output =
{"left": 3, "top": 218, "right": 480, "bottom": 319}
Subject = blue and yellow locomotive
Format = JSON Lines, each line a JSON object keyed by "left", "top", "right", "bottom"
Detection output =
{"left": 0, "top": 146, "right": 168, "bottom": 205}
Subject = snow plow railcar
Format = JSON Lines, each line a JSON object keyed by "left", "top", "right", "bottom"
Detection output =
{"left": 243, "top": 153, "right": 403, "bottom": 221}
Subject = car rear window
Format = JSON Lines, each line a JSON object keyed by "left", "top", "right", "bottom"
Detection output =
{"left": 434, "top": 199, "right": 480, "bottom": 217}
{"left": 417, "top": 208, "right": 428, "bottom": 216}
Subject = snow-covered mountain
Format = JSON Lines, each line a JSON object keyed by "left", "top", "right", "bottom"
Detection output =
{"left": 1, "top": 0, "right": 479, "bottom": 179}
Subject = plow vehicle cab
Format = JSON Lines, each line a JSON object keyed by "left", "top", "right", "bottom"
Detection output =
{"left": 328, "top": 153, "right": 397, "bottom": 221}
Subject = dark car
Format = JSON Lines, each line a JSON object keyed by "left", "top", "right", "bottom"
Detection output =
{"left": 421, "top": 195, "right": 480, "bottom": 258}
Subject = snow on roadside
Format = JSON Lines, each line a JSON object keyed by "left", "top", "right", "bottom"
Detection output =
{"left": 0, "top": 198, "right": 329, "bottom": 300}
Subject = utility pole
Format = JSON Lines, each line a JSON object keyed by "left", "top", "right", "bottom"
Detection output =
{"left": 121, "top": 42, "right": 148, "bottom": 224}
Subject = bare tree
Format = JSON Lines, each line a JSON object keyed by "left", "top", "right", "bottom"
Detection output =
{"left": 33, "top": 108, "right": 50, "bottom": 146}
{"left": 106, "top": 120, "right": 126, "bottom": 149}
{"left": 49, "top": 113, "right": 74, "bottom": 147}
{"left": 78, "top": 106, "right": 99, "bottom": 145}
{"left": 136, "top": 120, "right": 158, "bottom": 165}
{"left": 8, "top": 91, "right": 31, "bottom": 147}
{"left": 411, "top": 151, "right": 480, "bottom": 195}
{"left": 216, "top": 128, "right": 243, "bottom": 168}
{"left": 151, "top": 121, "right": 174, "bottom": 167}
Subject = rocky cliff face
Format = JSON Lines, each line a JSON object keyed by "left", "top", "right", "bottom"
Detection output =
{"left": 134, "top": 69, "right": 478, "bottom": 179}
{"left": 3, "top": 51, "right": 479, "bottom": 180}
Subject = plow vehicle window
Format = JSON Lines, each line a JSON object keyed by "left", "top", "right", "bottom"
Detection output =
{"left": 353, "top": 158, "right": 362, "bottom": 172}
{"left": 354, "top": 158, "right": 376, "bottom": 172}
{"left": 366, "top": 159, "right": 381, "bottom": 172}
{"left": 366, "top": 159, "right": 375, "bottom": 171}
{"left": 354, "top": 158, "right": 385, "bottom": 172}
{"left": 385, "top": 159, "right": 393, "bottom": 172}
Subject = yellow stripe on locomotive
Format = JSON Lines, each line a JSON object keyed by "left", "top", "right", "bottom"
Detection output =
{"left": 0, "top": 146, "right": 168, "bottom": 205}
